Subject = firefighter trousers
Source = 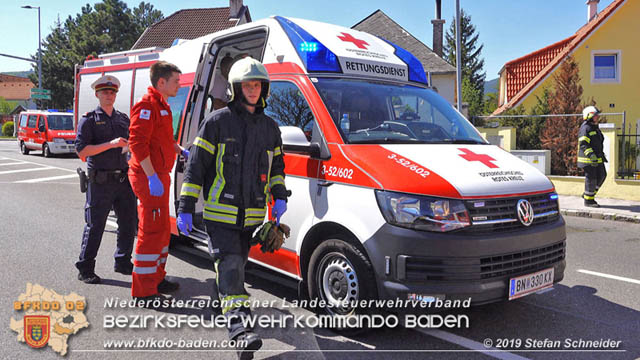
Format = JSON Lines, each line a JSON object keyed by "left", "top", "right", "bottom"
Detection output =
{"left": 206, "top": 223, "right": 254, "bottom": 339}
{"left": 583, "top": 164, "right": 607, "bottom": 201}
{"left": 76, "top": 179, "right": 137, "bottom": 274}
{"left": 129, "top": 170, "right": 171, "bottom": 298}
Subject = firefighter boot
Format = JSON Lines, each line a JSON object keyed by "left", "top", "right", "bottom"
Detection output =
{"left": 234, "top": 331, "right": 262, "bottom": 360}
{"left": 584, "top": 199, "right": 600, "bottom": 208}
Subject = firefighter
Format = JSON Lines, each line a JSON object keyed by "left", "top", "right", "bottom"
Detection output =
{"left": 578, "top": 105, "right": 607, "bottom": 207}
{"left": 128, "top": 61, "right": 189, "bottom": 301}
{"left": 74, "top": 75, "right": 137, "bottom": 284}
{"left": 176, "top": 57, "right": 288, "bottom": 358}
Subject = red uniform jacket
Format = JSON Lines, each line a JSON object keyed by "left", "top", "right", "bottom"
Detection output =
{"left": 129, "top": 86, "right": 177, "bottom": 175}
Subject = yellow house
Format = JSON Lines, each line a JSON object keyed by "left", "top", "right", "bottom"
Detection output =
{"left": 493, "top": 0, "right": 638, "bottom": 132}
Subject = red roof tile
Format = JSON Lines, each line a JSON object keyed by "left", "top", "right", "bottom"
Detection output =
{"left": 493, "top": 0, "right": 626, "bottom": 115}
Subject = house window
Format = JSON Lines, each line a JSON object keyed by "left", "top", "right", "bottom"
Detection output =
{"left": 591, "top": 51, "right": 621, "bottom": 83}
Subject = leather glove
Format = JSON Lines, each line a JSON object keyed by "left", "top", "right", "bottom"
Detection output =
{"left": 589, "top": 154, "right": 598, "bottom": 167}
{"left": 272, "top": 199, "right": 287, "bottom": 225}
{"left": 177, "top": 213, "right": 192, "bottom": 235}
{"left": 181, "top": 148, "right": 190, "bottom": 161}
{"left": 253, "top": 221, "right": 291, "bottom": 253}
{"left": 148, "top": 173, "right": 164, "bottom": 196}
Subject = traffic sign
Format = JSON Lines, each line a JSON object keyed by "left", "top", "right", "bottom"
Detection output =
{"left": 31, "top": 93, "right": 51, "bottom": 100}
{"left": 30, "top": 88, "right": 51, "bottom": 95}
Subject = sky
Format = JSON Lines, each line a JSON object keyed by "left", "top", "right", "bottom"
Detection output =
{"left": 0, "top": 0, "right": 616, "bottom": 80}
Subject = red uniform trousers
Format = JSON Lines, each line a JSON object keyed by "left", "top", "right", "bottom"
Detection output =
{"left": 129, "top": 170, "right": 171, "bottom": 298}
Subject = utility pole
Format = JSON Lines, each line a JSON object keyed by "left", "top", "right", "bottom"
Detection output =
{"left": 21, "top": 5, "right": 42, "bottom": 90}
{"left": 455, "top": 0, "right": 462, "bottom": 112}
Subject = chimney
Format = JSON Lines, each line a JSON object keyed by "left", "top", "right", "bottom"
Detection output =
{"left": 229, "top": 0, "right": 243, "bottom": 20}
{"left": 431, "top": 0, "right": 445, "bottom": 57}
{"left": 587, "top": 0, "right": 599, "bottom": 22}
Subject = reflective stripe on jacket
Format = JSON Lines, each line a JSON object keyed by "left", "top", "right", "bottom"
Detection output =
{"left": 577, "top": 120, "right": 604, "bottom": 168}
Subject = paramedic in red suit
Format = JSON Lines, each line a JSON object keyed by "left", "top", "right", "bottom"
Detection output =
{"left": 128, "top": 61, "right": 189, "bottom": 301}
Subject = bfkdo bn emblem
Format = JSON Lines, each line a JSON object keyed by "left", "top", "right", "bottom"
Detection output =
{"left": 24, "top": 315, "right": 50, "bottom": 348}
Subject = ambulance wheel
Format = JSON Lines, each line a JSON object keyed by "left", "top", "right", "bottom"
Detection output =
{"left": 20, "top": 141, "right": 29, "bottom": 155}
{"left": 307, "top": 238, "right": 377, "bottom": 333}
{"left": 43, "top": 143, "right": 53, "bottom": 158}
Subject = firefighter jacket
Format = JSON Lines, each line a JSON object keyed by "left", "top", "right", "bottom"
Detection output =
{"left": 178, "top": 101, "right": 287, "bottom": 229}
{"left": 128, "top": 86, "right": 177, "bottom": 175}
{"left": 577, "top": 120, "right": 605, "bottom": 168}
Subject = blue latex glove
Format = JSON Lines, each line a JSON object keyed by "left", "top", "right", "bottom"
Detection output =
{"left": 272, "top": 199, "right": 287, "bottom": 225}
{"left": 147, "top": 173, "right": 164, "bottom": 197}
{"left": 177, "top": 213, "right": 192, "bottom": 235}
{"left": 181, "top": 148, "right": 190, "bottom": 161}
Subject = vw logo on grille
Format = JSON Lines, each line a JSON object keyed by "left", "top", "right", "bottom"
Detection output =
{"left": 516, "top": 199, "right": 534, "bottom": 226}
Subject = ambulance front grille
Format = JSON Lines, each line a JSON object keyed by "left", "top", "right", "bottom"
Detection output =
{"left": 401, "top": 241, "right": 565, "bottom": 282}
{"left": 464, "top": 193, "right": 560, "bottom": 234}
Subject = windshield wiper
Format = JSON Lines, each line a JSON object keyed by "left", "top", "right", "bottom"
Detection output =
{"left": 349, "top": 138, "right": 422, "bottom": 144}
{"left": 450, "top": 139, "right": 487, "bottom": 144}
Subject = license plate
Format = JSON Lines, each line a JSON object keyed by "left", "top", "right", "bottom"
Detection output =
{"left": 508, "top": 267, "right": 554, "bottom": 300}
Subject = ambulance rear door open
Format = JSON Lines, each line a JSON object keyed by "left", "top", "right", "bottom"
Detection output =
{"left": 175, "top": 28, "right": 269, "bottom": 244}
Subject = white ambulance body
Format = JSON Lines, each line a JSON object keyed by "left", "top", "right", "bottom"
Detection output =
{"left": 75, "top": 16, "right": 566, "bottom": 311}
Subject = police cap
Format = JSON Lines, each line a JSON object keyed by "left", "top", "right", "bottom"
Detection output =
{"left": 91, "top": 75, "right": 120, "bottom": 92}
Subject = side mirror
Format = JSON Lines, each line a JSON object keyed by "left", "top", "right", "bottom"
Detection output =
{"left": 280, "top": 126, "right": 325, "bottom": 159}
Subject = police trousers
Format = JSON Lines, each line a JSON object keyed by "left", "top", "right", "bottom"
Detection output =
{"left": 583, "top": 164, "right": 607, "bottom": 200}
{"left": 76, "top": 178, "right": 137, "bottom": 274}
{"left": 129, "top": 170, "right": 171, "bottom": 298}
{"left": 206, "top": 223, "right": 254, "bottom": 339}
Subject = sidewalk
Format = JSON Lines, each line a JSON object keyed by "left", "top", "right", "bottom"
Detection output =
{"left": 558, "top": 195, "right": 640, "bottom": 223}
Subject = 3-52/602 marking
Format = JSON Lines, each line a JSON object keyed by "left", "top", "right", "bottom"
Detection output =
{"left": 321, "top": 165, "right": 354, "bottom": 179}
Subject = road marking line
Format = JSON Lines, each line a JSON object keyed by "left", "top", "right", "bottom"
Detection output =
{"left": 577, "top": 269, "right": 640, "bottom": 285}
{"left": 0, "top": 162, "right": 26, "bottom": 166}
{"left": 0, "top": 167, "right": 54, "bottom": 175}
{"left": 15, "top": 174, "right": 78, "bottom": 183}
{"left": 106, "top": 220, "right": 118, "bottom": 228}
{"left": 0, "top": 155, "right": 76, "bottom": 172}
{"left": 415, "top": 329, "right": 530, "bottom": 360}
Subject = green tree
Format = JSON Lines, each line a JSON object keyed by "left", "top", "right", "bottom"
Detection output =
{"left": 28, "top": 1, "right": 164, "bottom": 109}
{"left": 444, "top": 8, "right": 486, "bottom": 117}
{"left": 0, "top": 97, "right": 18, "bottom": 114}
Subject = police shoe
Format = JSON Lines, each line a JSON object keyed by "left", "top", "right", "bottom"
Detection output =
{"left": 77, "top": 272, "right": 101, "bottom": 284}
{"left": 114, "top": 262, "right": 133, "bottom": 275}
{"left": 584, "top": 200, "right": 600, "bottom": 208}
{"left": 234, "top": 331, "right": 263, "bottom": 360}
{"left": 157, "top": 278, "right": 180, "bottom": 293}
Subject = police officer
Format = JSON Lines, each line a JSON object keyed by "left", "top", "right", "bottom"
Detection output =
{"left": 176, "top": 57, "right": 288, "bottom": 358}
{"left": 75, "top": 75, "right": 137, "bottom": 284}
{"left": 578, "top": 105, "right": 607, "bottom": 207}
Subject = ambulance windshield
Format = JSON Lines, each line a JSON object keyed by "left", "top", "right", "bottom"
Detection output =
{"left": 314, "top": 79, "right": 486, "bottom": 145}
{"left": 47, "top": 115, "right": 74, "bottom": 130}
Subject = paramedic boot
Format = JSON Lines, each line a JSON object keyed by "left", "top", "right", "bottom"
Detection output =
{"left": 234, "top": 331, "right": 262, "bottom": 360}
{"left": 78, "top": 272, "right": 101, "bottom": 284}
{"left": 584, "top": 199, "right": 600, "bottom": 208}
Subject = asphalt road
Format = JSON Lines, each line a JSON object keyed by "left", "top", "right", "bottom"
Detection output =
{"left": 0, "top": 140, "right": 638, "bottom": 360}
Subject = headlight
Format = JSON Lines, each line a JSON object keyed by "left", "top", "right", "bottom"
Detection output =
{"left": 53, "top": 138, "right": 65, "bottom": 143}
{"left": 375, "top": 190, "right": 470, "bottom": 232}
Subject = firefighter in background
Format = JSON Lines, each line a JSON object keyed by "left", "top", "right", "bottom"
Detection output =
{"left": 176, "top": 57, "right": 288, "bottom": 357}
{"left": 128, "top": 61, "right": 189, "bottom": 301}
{"left": 578, "top": 105, "right": 607, "bottom": 207}
{"left": 74, "top": 75, "right": 136, "bottom": 284}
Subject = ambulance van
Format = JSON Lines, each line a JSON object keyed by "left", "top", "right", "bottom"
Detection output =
{"left": 75, "top": 16, "right": 565, "bottom": 314}
{"left": 17, "top": 110, "right": 76, "bottom": 157}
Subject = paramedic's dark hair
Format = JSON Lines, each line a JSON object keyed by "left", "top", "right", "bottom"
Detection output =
{"left": 150, "top": 61, "right": 182, "bottom": 87}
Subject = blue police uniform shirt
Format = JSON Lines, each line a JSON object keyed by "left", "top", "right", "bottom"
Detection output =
{"left": 75, "top": 106, "right": 130, "bottom": 170}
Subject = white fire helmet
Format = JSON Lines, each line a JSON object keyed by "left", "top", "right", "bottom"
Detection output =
{"left": 227, "top": 57, "right": 270, "bottom": 105}
{"left": 582, "top": 105, "right": 601, "bottom": 121}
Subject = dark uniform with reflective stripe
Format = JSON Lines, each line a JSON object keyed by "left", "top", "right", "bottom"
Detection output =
{"left": 577, "top": 120, "right": 606, "bottom": 202}
{"left": 178, "top": 100, "right": 286, "bottom": 339}
{"left": 75, "top": 107, "right": 137, "bottom": 275}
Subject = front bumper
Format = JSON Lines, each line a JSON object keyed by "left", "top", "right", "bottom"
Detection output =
{"left": 363, "top": 216, "right": 566, "bottom": 306}
{"left": 48, "top": 141, "right": 76, "bottom": 154}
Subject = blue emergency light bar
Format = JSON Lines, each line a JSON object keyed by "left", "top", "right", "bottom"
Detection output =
{"left": 380, "top": 38, "right": 428, "bottom": 85}
{"left": 275, "top": 16, "right": 341, "bottom": 72}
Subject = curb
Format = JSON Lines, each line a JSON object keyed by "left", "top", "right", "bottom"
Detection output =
{"left": 560, "top": 209, "right": 640, "bottom": 223}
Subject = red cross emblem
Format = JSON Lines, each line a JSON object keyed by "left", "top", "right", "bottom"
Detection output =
{"left": 338, "top": 32, "right": 369, "bottom": 49}
{"left": 458, "top": 148, "right": 498, "bottom": 168}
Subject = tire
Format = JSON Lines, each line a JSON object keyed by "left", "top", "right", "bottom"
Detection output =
{"left": 20, "top": 141, "right": 30, "bottom": 155}
{"left": 43, "top": 143, "right": 53, "bottom": 158}
{"left": 307, "top": 238, "right": 378, "bottom": 334}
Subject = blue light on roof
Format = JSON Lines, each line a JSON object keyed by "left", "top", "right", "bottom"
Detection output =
{"left": 274, "top": 16, "right": 341, "bottom": 73}
{"left": 300, "top": 42, "right": 318, "bottom": 52}
{"left": 47, "top": 109, "right": 58, "bottom": 112}
{"left": 379, "top": 38, "right": 428, "bottom": 85}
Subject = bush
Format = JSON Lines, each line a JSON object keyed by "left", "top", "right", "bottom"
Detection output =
{"left": 2, "top": 121, "right": 14, "bottom": 137}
